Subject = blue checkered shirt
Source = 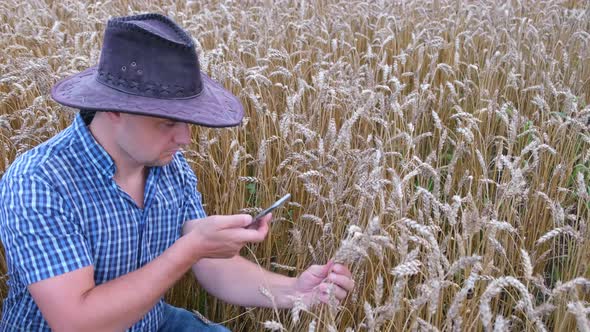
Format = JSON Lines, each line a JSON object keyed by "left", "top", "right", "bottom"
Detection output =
{"left": 0, "top": 114, "right": 207, "bottom": 331}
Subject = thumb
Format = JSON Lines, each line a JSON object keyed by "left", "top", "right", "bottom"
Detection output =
{"left": 307, "top": 261, "right": 334, "bottom": 279}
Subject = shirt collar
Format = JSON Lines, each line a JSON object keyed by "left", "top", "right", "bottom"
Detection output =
{"left": 72, "top": 114, "right": 117, "bottom": 178}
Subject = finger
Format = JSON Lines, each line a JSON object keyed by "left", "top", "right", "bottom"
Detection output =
{"left": 319, "top": 283, "right": 348, "bottom": 301}
{"left": 246, "top": 212, "right": 272, "bottom": 230}
{"left": 236, "top": 220, "right": 270, "bottom": 243}
{"left": 214, "top": 214, "right": 253, "bottom": 229}
{"left": 260, "top": 213, "right": 272, "bottom": 224}
{"left": 331, "top": 263, "right": 352, "bottom": 277}
{"left": 248, "top": 218, "right": 270, "bottom": 241}
{"left": 306, "top": 262, "right": 333, "bottom": 279}
{"left": 327, "top": 272, "right": 355, "bottom": 292}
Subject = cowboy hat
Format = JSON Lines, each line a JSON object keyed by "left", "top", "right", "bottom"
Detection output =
{"left": 51, "top": 13, "right": 243, "bottom": 128}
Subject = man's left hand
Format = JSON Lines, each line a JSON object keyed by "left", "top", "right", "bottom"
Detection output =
{"left": 293, "top": 260, "right": 354, "bottom": 307}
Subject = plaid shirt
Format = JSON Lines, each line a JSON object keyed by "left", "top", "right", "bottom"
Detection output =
{"left": 0, "top": 114, "right": 207, "bottom": 331}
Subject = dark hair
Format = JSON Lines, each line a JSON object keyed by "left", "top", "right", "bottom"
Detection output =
{"left": 79, "top": 110, "right": 97, "bottom": 125}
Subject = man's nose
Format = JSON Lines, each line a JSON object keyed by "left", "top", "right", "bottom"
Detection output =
{"left": 174, "top": 122, "right": 191, "bottom": 145}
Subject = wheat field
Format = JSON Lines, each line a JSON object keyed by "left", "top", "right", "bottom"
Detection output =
{"left": 1, "top": 0, "right": 589, "bottom": 331}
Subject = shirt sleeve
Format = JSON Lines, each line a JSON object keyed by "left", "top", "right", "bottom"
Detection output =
{"left": 180, "top": 159, "right": 207, "bottom": 222}
{"left": 0, "top": 175, "right": 93, "bottom": 285}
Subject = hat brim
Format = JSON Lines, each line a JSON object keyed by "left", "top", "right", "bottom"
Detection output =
{"left": 50, "top": 66, "right": 244, "bottom": 128}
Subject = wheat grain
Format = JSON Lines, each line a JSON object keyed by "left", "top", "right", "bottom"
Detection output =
{"left": 520, "top": 248, "right": 533, "bottom": 280}
{"left": 263, "top": 320, "right": 285, "bottom": 331}
{"left": 480, "top": 276, "right": 546, "bottom": 332}
{"left": 567, "top": 302, "right": 590, "bottom": 332}
{"left": 536, "top": 226, "right": 581, "bottom": 245}
{"left": 391, "top": 260, "right": 422, "bottom": 277}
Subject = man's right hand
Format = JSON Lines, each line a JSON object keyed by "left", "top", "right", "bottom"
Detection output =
{"left": 182, "top": 214, "right": 271, "bottom": 260}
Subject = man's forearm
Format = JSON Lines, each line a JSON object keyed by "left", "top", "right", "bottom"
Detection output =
{"left": 82, "top": 236, "right": 195, "bottom": 330}
{"left": 192, "top": 255, "right": 297, "bottom": 308}
{"left": 33, "top": 235, "right": 198, "bottom": 332}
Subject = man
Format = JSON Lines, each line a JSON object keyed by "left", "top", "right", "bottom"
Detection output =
{"left": 0, "top": 13, "right": 354, "bottom": 331}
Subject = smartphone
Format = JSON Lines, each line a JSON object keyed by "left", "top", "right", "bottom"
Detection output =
{"left": 246, "top": 193, "right": 291, "bottom": 229}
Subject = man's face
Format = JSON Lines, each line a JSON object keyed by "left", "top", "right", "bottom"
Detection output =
{"left": 114, "top": 113, "right": 191, "bottom": 167}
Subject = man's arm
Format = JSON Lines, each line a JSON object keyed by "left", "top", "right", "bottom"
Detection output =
{"left": 190, "top": 217, "right": 355, "bottom": 309}
{"left": 182, "top": 214, "right": 294, "bottom": 308}
{"left": 28, "top": 214, "right": 265, "bottom": 332}
{"left": 192, "top": 255, "right": 298, "bottom": 308}
{"left": 29, "top": 234, "right": 198, "bottom": 332}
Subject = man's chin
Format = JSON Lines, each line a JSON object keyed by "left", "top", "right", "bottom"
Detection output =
{"left": 144, "top": 150, "right": 178, "bottom": 167}
{"left": 146, "top": 156, "right": 175, "bottom": 167}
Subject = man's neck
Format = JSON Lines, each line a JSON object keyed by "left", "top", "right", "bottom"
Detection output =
{"left": 88, "top": 116, "right": 146, "bottom": 179}
{"left": 88, "top": 116, "right": 148, "bottom": 207}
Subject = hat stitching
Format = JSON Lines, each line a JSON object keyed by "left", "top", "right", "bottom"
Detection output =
{"left": 97, "top": 70, "right": 201, "bottom": 99}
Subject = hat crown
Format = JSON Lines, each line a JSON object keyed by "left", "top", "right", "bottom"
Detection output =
{"left": 96, "top": 13, "right": 202, "bottom": 99}
{"left": 51, "top": 13, "right": 245, "bottom": 128}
